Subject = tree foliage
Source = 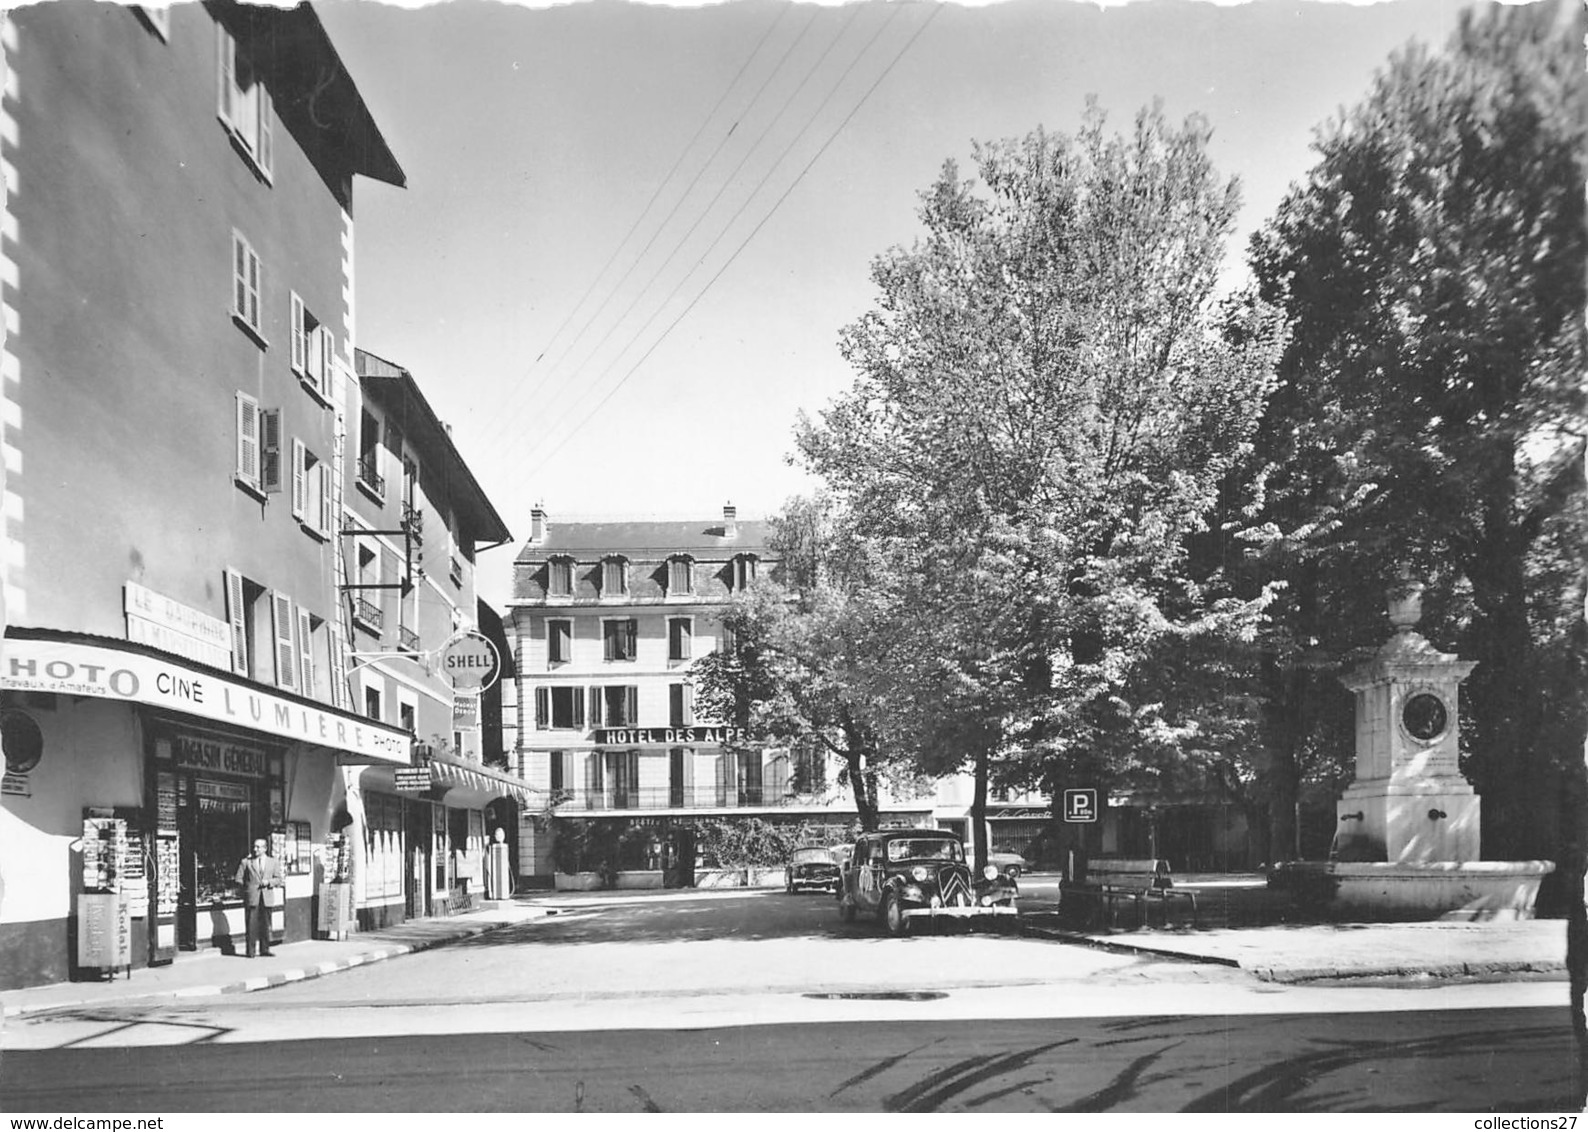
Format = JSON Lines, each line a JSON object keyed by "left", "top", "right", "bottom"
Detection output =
{"left": 795, "top": 101, "right": 1286, "bottom": 856}
{"left": 1248, "top": 0, "right": 1587, "bottom": 863}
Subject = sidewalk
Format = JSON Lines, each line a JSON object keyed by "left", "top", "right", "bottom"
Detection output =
{"left": 0, "top": 897, "right": 557, "bottom": 1019}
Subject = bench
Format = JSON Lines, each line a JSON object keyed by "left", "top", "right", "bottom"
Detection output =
{"left": 1061, "top": 857, "right": 1198, "bottom": 930}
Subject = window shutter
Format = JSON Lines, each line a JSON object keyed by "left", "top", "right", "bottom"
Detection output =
{"left": 625, "top": 686, "right": 639, "bottom": 728}
{"left": 235, "top": 392, "right": 260, "bottom": 484}
{"left": 682, "top": 683, "right": 693, "bottom": 726}
{"left": 256, "top": 90, "right": 273, "bottom": 177}
{"left": 318, "top": 462, "right": 335, "bottom": 536}
{"left": 291, "top": 439, "right": 307, "bottom": 519}
{"left": 297, "top": 608, "right": 315, "bottom": 696}
{"left": 290, "top": 293, "right": 305, "bottom": 374}
{"left": 318, "top": 326, "right": 335, "bottom": 393}
{"left": 588, "top": 686, "right": 602, "bottom": 728}
{"left": 677, "top": 619, "right": 692, "bottom": 660}
{"left": 622, "top": 619, "right": 636, "bottom": 660}
{"left": 271, "top": 592, "right": 296, "bottom": 691}
{"left": 602, "top": 622, "right": 615, "bottom": 662}
{"left": 573, "top": 687, "right": 586, "bottom": 730}
{"left": 260, "top": 409, "right": 282, "bottom": 493}
{"left": 224, "top": 568, "right": 248, "bottom": 675}
{"left": 328, "top": 623, "right": 348, "bottom": 710}
{"left": 216, "top": 25, "right": 235, "bottom": 126}
{"left": 534, "top": 687, "right": 548, "bottom": 730}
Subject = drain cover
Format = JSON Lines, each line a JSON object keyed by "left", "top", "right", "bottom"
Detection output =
{"left": 803, "top": 991, "right": 948, "bottom": 1001}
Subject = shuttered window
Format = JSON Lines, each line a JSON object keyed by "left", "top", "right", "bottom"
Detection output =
{"left": 668, "top": 617, "right": 691, "bottom": 661}
{"left": 601, "top": 557, "right": 628, "bottom": 597}
{"left": 669, "top": 683, "right": 693, "bottom": 728}
{"left": 547, "top": 558, "right": 574, "bottom": 597}
{"left": 603, "top": 619, "right": 637, "bottom": 662}
{"left": 297, "top": 608, "right": 317, "bottom": 698}
{"left": 224, "top": 568, "right": 248, "bottom": 676}
{"left": 270, "top": 592, "right": 296, "bottom": 691}
{"left": 548, "top": 619, "right": 572, "bottom": 664}
{"left": 667, "top": 556, "right": 693, "bottom": 596}
{"left": 235, "top": 393, "right": 260, "bottom": 488}
{"left": 231, "top": 231, "right": 262, "bottom": 336}
{"left": 259, "top": 408, "right": 282, "bottom": 494}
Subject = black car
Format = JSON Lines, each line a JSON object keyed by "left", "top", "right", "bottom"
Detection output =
{"left": 785, "top": 846, "right": 841, "bottom": 894}
{"left": 838, "top": 829, "right": 1018, "bottom": 935}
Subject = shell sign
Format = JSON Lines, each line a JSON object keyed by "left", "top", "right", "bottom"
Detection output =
{"left": 441, "top": 631, "right": 501, "bottom": 693}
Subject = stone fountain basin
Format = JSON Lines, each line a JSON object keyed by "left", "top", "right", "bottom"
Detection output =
{"left": 1324, "top": 860, "right": 1556, "bottom": 921}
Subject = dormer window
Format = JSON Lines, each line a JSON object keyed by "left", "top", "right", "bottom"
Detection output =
{"left": 547, "top": 557, "right": 574, "bottom": 598}
{"left": 732, "top": 554, "right": 758, "bottom": 591}
{"left": 667, "top": 556, "right": 694, "bottom": 597}
{"left": 601, "top": 557, "right": 629, "bottom": 598}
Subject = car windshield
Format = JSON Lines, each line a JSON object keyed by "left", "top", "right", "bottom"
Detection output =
{"left": 886, "top": 838, "right": 963, "bottom": 863}
{"left": 791, "top": 848, "right": 833, "bottom": 865}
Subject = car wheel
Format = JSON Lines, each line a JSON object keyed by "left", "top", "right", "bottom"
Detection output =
{"left": 839, "top": 894, "right": 856, "bottom": 923}
{"left": 883, "top": 892, "right": 909, "bottom": 937}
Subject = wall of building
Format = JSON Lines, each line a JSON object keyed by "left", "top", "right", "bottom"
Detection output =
{"left": 5, "top": 4, "right": 348, "bottom": 643}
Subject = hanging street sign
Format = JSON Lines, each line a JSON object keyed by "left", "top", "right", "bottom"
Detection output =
{"left": 441, "top": 631, "right": 501, "bottom": 694}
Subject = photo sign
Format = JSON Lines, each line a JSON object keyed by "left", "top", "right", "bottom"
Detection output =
{"left": 441, "top": 632, "right": 500, "bottom": 694}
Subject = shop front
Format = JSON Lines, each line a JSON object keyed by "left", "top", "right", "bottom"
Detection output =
{"left": 0, "top": 633, "right": 412, "bottom": 989}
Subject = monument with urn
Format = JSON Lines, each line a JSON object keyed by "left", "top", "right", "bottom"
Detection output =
{"left": 1304, "top": 579, "right": 1554, "bottom": 919}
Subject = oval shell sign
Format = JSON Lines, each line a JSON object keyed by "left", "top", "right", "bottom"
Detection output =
{"left": 441, "top": 631, "right": 501, "bottom": 693}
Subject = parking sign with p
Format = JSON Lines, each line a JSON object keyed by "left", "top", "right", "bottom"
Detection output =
{"left": 1063, "top": 788, "right": 1098, "bottom": 823}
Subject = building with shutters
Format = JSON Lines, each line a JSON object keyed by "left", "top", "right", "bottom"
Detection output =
{"left": 339, "top": 348, "right": 524, "bottom": 928}
{"left": 0, "top": 1, "right": 527, "bottom": 989}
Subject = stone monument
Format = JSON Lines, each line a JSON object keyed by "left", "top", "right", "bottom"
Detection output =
{"left": 1321, "top": 578, "right": 1553, "bottom": 919}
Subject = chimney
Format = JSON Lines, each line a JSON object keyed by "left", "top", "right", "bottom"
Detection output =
{"left": 723, "top": 502, "right": 738, "bottom": 540}
{"left": 530, "top": 503, "right": 547, "bottom": 545}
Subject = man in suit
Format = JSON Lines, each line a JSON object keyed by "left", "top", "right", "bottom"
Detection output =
{"left": 235, "top": 838, "right": 284, "bottom": 958}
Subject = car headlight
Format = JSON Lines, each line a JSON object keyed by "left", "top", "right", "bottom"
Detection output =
{"left": 930, "top": 894, "right": 942, "bottom": 909}
{"left": 911, "top": 866, "right": 928, "bottom": 882}
{"left": 903, "top": 885, "right": 924, "bottom": 902}
{"left": 981, "top": 894, "right": 994, "bottom": 906}
{"left": 983, "top": 865, "right": 1000, "bottom": 881}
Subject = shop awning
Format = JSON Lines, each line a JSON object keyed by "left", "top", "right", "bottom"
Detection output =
{"left": 428, "top": 753, "right": 543, "bottom": 808}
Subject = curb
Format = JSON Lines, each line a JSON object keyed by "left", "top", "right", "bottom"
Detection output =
{"left": 1254, "top": 959, "right": 1569, "bottom": 984}
{"left": 3, "top": 911, "right": 556, "bottom": 1019}
{"left": 1021, "top": 923, "right": 1242, "bottom": 967}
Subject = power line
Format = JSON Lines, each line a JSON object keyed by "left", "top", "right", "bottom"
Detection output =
{"left": 520, "top": 5, "right": 943, "bottom": 480}
{"left": 475, "top": 6, "right": 820, "bottom": 456}
{"left": 517, "top": 5, "right": 869, "bottom": 448}
{"left": 518, "top": 4, "right": 905, "bottom": 464}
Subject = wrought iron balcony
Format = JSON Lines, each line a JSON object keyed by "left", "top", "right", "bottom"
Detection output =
{"left": 398, "top": 625, "right": 421, "bottom": 652}
{"left": 356, "top": 452, "right": 385, "bottom": 497}
{"left": 402, "top": 502, "right": 423, "bottom": 540}
{"left": 354, "top": 597, "right": 383, "bottom": 631}
{"left": 555, "top": 785, "right": 783, "bottom": 812}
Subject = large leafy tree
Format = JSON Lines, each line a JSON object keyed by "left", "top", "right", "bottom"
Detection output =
{"left": 1247, "top": 0, "right": 1586, "bottom": 1046}
{"left": 797, "top": 102, "right": 1286, "bottom": 862}
{"left": 1249, "top": 0, "right": 1586, "bottom": 863}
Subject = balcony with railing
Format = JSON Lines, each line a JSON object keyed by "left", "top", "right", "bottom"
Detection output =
{"left": 356, "top": 451, "right": 385, "bottom": 499}
{"left": 401, "top": 501, "right": 423, "bottom": 541}
{"left": 354, "top": 597, "right": 383, "bottom": 632}
{"left": 398, "top": 625, "right": 421, "bottom": 652}
{"left": 554, "top": 785, "right": 810, "bottom": 812}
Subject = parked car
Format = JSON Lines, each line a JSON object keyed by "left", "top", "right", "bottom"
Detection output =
{"left": 988, "top": 850, "right": 1028, "bottom": 880}
{"left": 785, "top": 846, "right": 841, "bottom": 894}
{"left": 838, "top": 829, "right": 1019, "bottom": 935}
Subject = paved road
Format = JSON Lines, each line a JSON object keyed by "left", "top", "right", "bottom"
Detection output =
{"left": 3, "top": 890, "right": 1580, "bottom": 1112}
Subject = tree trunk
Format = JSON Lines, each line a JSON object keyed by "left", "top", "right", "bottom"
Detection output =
{"left": 971, "top": 748, "right": 989, "bottom": 872}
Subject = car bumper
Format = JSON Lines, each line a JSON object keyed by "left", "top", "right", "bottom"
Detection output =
{"left": 900, "top": 904, "right": 1018, "bottom": 920}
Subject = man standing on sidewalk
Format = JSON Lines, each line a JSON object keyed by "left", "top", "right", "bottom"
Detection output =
{"left": 235, "top": 838, "right": 284, "bottom": 958}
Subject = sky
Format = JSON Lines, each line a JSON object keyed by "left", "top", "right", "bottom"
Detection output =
{"left": 313, "top": 0, "right": 1472, "bottom": 609}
